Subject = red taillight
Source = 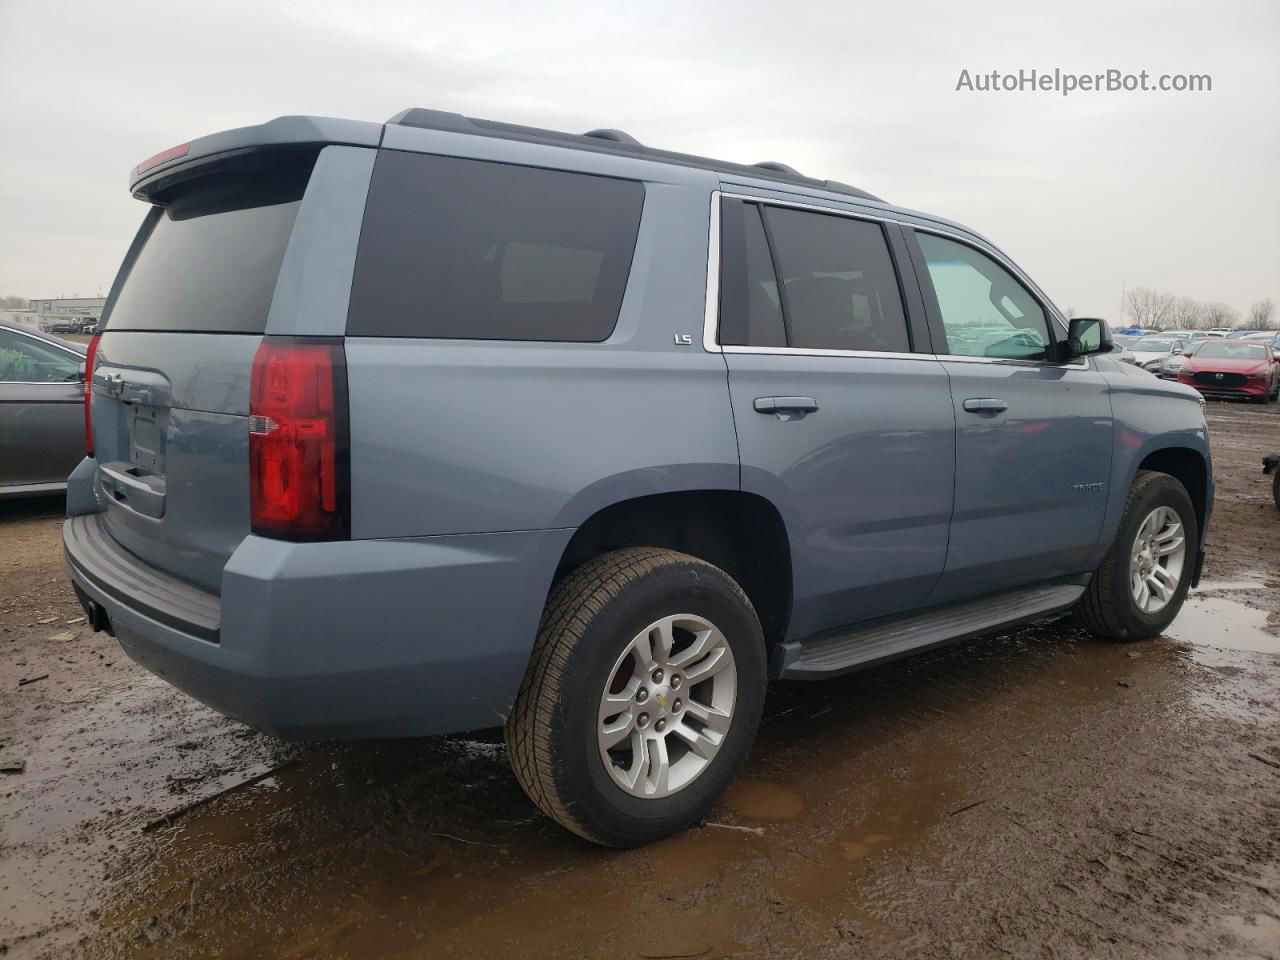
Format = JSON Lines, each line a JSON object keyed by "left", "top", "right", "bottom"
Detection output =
{"left": 249, "top": 339, "right": 349, "bottom": 540}
{"left": 83, "top": 334, "right": 101, "bottom": 456}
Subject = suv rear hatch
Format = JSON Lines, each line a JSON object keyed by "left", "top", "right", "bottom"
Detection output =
{"left": 91, "top": 149, "right": 317, "bottom": 594}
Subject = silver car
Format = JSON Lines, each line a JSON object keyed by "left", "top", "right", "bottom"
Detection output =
{"left": 1126, "top": 337, "right": 1189, "bottom": 374}
{"left": 0, "top": 322, "right": 86, "bottom": 498}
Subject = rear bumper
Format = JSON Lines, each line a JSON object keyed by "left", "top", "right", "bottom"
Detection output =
{"left": 64, "top": 512, "right": 571, "bottom": 740}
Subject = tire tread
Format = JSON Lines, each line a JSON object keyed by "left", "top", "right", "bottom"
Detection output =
{"left": 1075, "top": 469, "right": 1187, "bottom": 641}
{"left": 504, "top": 547, "right": 753, "bottom": 844}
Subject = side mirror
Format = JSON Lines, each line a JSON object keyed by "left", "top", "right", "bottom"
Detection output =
{"left": 1063, "top": 317, "right": 1114, "bottom": 360}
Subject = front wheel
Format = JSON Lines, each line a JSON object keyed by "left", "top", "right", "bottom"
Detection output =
{"left": 1075, "top": 470, "right": 1198, "bottom": 641}
{"left": 505, "top": 548, "right": 767, "bottom": 847}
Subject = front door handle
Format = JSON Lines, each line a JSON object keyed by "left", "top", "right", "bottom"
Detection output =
{"left": 962, "top": 397, "right": 1008, "bottom": 415}
{"left": 754, "top": 397, "right": 819, "bottom": 420}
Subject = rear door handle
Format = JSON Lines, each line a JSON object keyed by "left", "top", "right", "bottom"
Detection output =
{"left": 962, "top": 398, "right": 1008, "bottom": 415}
{"left": 754, "top": 397, "right": 819, "bottom": 420}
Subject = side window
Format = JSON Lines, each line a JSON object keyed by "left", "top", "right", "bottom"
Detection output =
{"left": 348, "top": 152, "right": 645, "bottom": 342}
{"left": 718, "top": 199, "right": 785, "bottom": 347}
{"left": 916, "top": 233, "right": 1051, "bottom": 361}
{"left": 0, "top": 330, "right": 81, "bottom": 383}
{"left": 763, "top": 207, "right": 910, "bottom": 353}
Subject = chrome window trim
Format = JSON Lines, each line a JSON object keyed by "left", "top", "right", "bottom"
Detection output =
{"left": 720, "top": 343, "right": 1087, "bottom": 370}
{"left": 702, "top": 190, "right": 722, "bottom": 353}
{"left": 701, "top": 188, "right": 1085, "bottom": 369}
{"left": 722, "top": 344, "right": 930, "bottom": 362}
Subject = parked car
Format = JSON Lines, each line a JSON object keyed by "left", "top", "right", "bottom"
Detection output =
{"left": 1240, "top": 331, "right": 1280, "bottom": 351}
{"left": 1124, "top": 337, "right": 1190, "bottom": 374}
{"left": 43, "top": 319, "right": 85, "bottom": 334}
{"left": 63, "top": 110, "right": 1214, "bottom": 847}
{"left": 0, "top": 322, "right": 87, "bottom": 498}
{"left": 1177, "top": 339, "right": 1280, "bottom": 403}
{"left": 1159, "top": 342, "right": 1196, "bottom": 380}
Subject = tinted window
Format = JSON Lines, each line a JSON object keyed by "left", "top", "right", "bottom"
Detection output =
{"left": 763, "top": 207, "right": 909, "bottom": 353}
{"left": 917, "top": 233, "right": 1051, "bottom": 361}
{"left": 348, "top": 152, "right": 644, "bottom": 341}
{"left": 105, "top": 162, "right": 310, "bottom": 333}
{"left": 0, "top": 329, "right": 81, "bottom": 383}
{"left": 718, "top": 199, "right": 785, "bottom": 347}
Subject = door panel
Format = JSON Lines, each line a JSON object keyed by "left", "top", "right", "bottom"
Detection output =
{"left": 0, "top": 382, "right": 83, "bottom": 487}
{"left": 728, "top": 354, "right": 956, "bottom": 639}
{"left": 904, "top": 226, "right": 1114, "bottom": 603}
{"left": 928, "top": 360, "right": 1112, "bottom": 603}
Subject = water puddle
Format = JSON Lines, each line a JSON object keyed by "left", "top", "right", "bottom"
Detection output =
{"left": 1165, "top": 594, "right": 1280, "bottom": 655}
{"left": 720, "top": 779, "right": 805, "bottom": 821}
{"left": 1194, "top": 577, "right": 1276, "bottom": 593}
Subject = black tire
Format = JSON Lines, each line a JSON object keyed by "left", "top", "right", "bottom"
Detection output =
{"left": 1075, "top": 470, "right": 1198, "bottom": 641}
{"left": 504, "top": 547, "right": 767, "bottom": 847}
{"left": 1272, "top": 471, "right": 1280, "bottom": 512}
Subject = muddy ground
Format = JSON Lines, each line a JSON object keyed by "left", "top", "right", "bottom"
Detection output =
{"left": 2, "top": 402, "right": 1278, "bottom": 960}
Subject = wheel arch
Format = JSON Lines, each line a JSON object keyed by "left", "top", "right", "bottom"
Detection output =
{"left": 551, "top": 490, "right": 793, "bottom": 649}
{"left": 1134, "top": 444, "right": 1210, "bottom": 546}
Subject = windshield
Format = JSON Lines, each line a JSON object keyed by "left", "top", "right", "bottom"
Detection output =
{"left": 1194, "top": 341, "right": 1267, "bottom": 360}
{"left": 1136, "top": 340, "right": 1174, "bottom": 353}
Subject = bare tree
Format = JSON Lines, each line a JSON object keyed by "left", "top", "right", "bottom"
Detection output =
{"left": 1247, "top": 297, "right": 1277, "bottom": 330}
{"left": 1123, "top": 287, "right": 1175, "bottom": 329}
{"left": 1167, "top": 295, "right": 1207, "bottom": 330}
{"left": 0, "top": 295, "right": 27, "bottom": 310}
{"left": 1200, "top": 302, "right": 1239, "bottom": 329}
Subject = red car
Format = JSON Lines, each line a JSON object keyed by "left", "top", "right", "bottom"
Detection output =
{"left": 1178, "top": 339, "right": 1280, "bottom": 403}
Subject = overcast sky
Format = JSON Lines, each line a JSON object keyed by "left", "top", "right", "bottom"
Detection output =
{"left": 1, "top": 0, "right": 1276, "bottom": 320}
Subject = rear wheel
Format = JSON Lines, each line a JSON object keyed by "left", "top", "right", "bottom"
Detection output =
{"left": 1075, "top": 470, "right": 1198, "bottom": 641}
{"left": 505, "top": 548, "right": 767, "bottom": 846}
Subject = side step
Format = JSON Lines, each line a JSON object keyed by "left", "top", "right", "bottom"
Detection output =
{"left": 773, "top": 582, "right": 1086, "bottom": 680}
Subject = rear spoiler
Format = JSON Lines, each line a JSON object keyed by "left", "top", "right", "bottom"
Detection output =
{"left": 129, "top": 115, "right": 383, "bottom": 202}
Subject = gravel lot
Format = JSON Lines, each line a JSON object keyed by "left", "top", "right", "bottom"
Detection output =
{"left": 1, "top": 402, "right": 1277, "bottom": 960}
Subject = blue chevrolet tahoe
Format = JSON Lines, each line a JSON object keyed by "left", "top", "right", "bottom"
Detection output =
{"left": 63, "top": 108, "right": 1212, "bottom": 846}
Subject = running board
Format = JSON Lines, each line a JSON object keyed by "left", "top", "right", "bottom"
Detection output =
{"left": 773, "top": 582, "right": 1086, "bottom": 680}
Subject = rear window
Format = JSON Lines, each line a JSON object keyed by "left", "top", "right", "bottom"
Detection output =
{"left": 347, "top": 152, "right": 644, "bottom": 341}
{"left": 104, "top": 161, "right": 311, "bottom": 333}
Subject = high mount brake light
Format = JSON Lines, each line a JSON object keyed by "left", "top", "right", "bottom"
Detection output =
{"left": 248, "top": 339, "right": 350, "bottom": 540}
{"left": 134, "top": 142, "right": 191, "bottom": 177}
{"left": 83, "top": 334, "right": 101, "bottom": 456}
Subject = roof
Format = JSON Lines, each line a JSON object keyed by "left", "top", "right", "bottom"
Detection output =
{"left": 388, "top": 108, "right": 882, "bottom": 203}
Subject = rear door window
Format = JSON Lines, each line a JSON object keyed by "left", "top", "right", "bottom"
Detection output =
{"left": 757, "top": 206, "right": 910, "bottom": 353}
{"left": 348, "top": 152, "right": 645, "bottom": 342}
{"left": 104, "top": 161, "right": 312, "bottom": 333}
{"left": 718, "top": 199, "right": 786, "bottom": 347}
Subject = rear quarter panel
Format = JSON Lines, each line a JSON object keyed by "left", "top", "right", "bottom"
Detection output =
{"left": 345, "top": 133, "right": 737, "bottom": 538}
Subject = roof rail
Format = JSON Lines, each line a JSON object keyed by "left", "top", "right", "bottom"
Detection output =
{"left": 386, "top": 108, "right": 881, "bottom": 203}
{"left": 584, "top": 128, "right": 641, "bottom": 146}
{"left": 754, "top": 161, "right": 801, "bottom": 176}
